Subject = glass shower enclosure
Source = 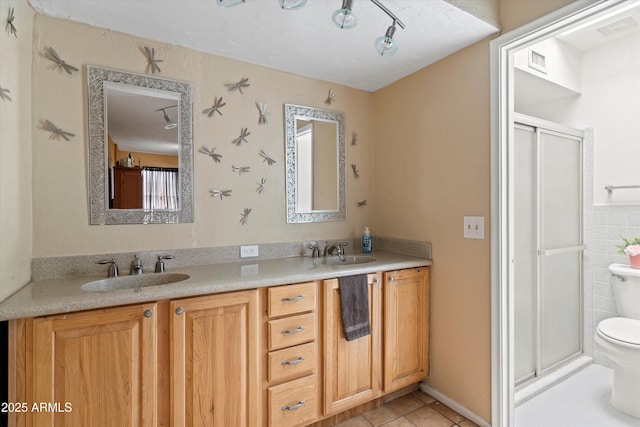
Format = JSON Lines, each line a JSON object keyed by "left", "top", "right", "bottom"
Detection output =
{"left": 513, "top": 113, "right": 584, "bottom": 386}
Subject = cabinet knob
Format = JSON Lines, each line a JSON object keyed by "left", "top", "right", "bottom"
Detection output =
{"left": 281, "top": 326, "right": 304, "bottom": 335}
{"left": 281, "top": 295, "right": 305, "bottom": 303}
{"left": 281, "top": 356, "right": 306, "bottom": 366}
{"left": 281, "top": 400, "right": 306, "bottom": 412}
{"left": 390, "top": 277, "right": 395, "bottom": 282}
{"left": 143, "top": 309, "right": 153, "bottom": 318}
{"left": 175, "top": 307, "right": 184, "bottom": 315}
{"left": 373, "top": 278, "right": 380, "bottom": 285}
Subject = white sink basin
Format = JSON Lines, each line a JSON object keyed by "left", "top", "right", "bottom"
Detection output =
{"left": 321, "top": 256, "right": 376, "bottom": 266}
{"left": 82, "top": 273, "right": 190, "bottom": 292}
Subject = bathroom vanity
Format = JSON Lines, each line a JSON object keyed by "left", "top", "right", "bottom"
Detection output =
{"left": 3, "top": 252, "right": 430, "bottom": 427}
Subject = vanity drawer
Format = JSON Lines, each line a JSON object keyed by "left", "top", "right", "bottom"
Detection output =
{"left": 268, "top": 374, "right": 318, "bottom": 427}
{"left": 268, "top": 313, "right": 316, "bottom": 351}
{"left": 268, "top": 282, "right": 316, "bottom": 318}
{"left": 268, "top": 341, "right": 317, "bottom": 384}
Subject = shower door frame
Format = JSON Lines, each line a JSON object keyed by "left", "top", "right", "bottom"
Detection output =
{"left": 513, "top": 114, "right": 585, "bottom": 388}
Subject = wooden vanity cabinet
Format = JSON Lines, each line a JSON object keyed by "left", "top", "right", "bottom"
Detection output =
{"left": 170, "top": 289, "right": 260, "bottom": 427}
{"left": 323, "top": 273, "right": 382, "bottom": 416}
{"left": 10, "top": 265, "right": 430, "bottom": 427}
{"left": 383, "top": 267, "right": 430, "bottom": 392}
{"left": 26, "top": 303, "right": 159, "bottom": 426}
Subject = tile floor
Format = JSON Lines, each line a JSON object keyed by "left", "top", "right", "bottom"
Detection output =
{"left": 334, "top": 390, "right": 478, "bottom": 427}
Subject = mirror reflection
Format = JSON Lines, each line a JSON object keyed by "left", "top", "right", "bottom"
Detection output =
{"left": 295, "top": 119, "right": 338, "bottom": 211}
{"left": 87, "top": 66, "right": 193, "bottom": 225}
{"left": 105, "top": 83, "right": 180, "bottom": 210}
{"left": 285, "top": 104, "right": 345, "bottom": 223}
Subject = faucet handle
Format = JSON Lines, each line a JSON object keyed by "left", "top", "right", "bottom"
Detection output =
{"left": 307, "top": 244, "right": 319, "bottom": 259}
{"left": 96, "top": 259, "right": 119, "bottom": 277}
{"left": 338, "top": 242, "right": 349, "bottom": 256}
{"left": 155, "top": 255, "right": 174, "bottom": 273}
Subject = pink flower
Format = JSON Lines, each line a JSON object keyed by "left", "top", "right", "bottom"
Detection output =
{"left": 624, "top": 244, "right": 640, "bottom": 257}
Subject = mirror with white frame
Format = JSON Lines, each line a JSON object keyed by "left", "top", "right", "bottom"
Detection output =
{"left": 284, "top": 104, "right": 345, "bottom": 223}
{"left": 87, "top": 66, "right": 193, "bottom": 224}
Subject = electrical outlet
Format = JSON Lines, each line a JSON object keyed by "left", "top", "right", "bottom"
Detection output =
{"left": 240, "top": 245, "right": 259, "bottom": 258}
{"left": 463, "top": 216, "right": 485, "bottom": 239}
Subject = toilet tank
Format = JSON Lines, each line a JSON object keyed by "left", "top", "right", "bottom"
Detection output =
{"left": 609, "top": 264, "right": 640, "bottom": 320}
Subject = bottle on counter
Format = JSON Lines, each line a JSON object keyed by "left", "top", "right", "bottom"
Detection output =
{"left": 362, "top": 226, "right": 372, "bottom": 254}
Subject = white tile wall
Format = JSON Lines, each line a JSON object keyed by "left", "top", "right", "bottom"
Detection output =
{"left": 583, "top": 131, "right": 640, "bottom": 366}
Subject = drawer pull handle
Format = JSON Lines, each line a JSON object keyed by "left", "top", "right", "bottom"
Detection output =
{"left": 281, "top": 295, "right": 305, "bottom": 302}
{"left": 281, "top": 400, "right": 306, "bottom": 412}
{"left": 281, "top": 326, "right": 305, "bottom": 335}
{"left": 281, "top": 356, "right": 306, "bottom": 366}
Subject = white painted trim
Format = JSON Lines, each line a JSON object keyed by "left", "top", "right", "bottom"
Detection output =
{"left": 490, "top": 1, "right": 630, "bottom": 426}
{"left": 419, "top": 383, "right": 491, "bottom": 427}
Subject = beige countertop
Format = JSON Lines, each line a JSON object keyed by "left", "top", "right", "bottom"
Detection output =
{"left": 0, "top": 251, "right": 431, "bottom": 320}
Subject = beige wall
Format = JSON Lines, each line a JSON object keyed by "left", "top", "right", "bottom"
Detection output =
{"left": 30, "top": 15, "right": 374, "bottom": 258}
{"left": 371, "top": 0, "right": 577, "bottom": 420}
{"left": 0, "top": 1, "right": 33, "bottom": 301}
{"left": 1, "top": 0, "right": 581, "bottom": 417}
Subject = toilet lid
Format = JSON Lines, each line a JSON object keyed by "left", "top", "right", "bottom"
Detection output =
{"left": 597, "top": 318, "right": 640, "bottom": 346}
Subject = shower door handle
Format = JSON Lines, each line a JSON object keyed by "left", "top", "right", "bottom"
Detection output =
{"left": 537, "top": 245, "right": 586, "bottom": 256}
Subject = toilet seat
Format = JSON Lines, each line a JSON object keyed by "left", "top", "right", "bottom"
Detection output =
{"left": 597, "top": 317, "right": 640, "bottom": 349}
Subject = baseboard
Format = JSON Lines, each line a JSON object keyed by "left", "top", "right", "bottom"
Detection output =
{"left": 419, "top": 382, "right": 491, "bottom": 427}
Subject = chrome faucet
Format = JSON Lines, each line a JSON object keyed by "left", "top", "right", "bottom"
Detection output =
{"left": 325, "top": 242, "right": 349, "bottom": 258}
{"left": 130, "top": 255, "right": 143, "bottom": 275}
{"left": 96, "top": 259, "right": 119, "bottom": 277}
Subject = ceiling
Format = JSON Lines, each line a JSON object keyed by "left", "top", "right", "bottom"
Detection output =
{"left": 27, "top": 0, "right": 498, "bottom": 92}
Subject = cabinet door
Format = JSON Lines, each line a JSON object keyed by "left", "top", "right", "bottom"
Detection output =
{"left": 384, "top": 268, "right": 429, "bottom": 392}
{"left": 31, "top": 303, "right": 158, "bottom": 427}
{"left": 171, "top": 290, "right": 260, "bottom": 427}
{"left": 323, "top": 273, "right": 381, "bottom": 415}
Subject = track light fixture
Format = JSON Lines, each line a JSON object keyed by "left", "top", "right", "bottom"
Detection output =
{"left": 332, "top": 0, "right": 357, "bottom": 30}
{"left": 374, "top": 21, "right": 398, "bottom": 56}
{"left": 278, "top": 0, "right": 307, "bottom": 10}
{"left": 215, "top": 0, "right": 406, "bottom": 56}
{"left": 156, "top": 105, "right": 178, "bottom": 130}
{"left": 216, "top": 0, "right": 245, "bottom": 7}
{"left": 216, "top": 0, "right": 307, "bottom": 10}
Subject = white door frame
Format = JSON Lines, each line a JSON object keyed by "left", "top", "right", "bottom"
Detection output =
{"left": 489, "top": 1, "right": 632, "bottom": 425}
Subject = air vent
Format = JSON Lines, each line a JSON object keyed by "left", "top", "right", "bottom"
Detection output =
{"left": 528, "top": 48, "right": 547, "bottom": 74}
{"left": 596, "top": 16, "right": 639, "bottom": 37}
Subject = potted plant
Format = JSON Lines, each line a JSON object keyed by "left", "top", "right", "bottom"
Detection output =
{"left": 617, "top": 237, "right": 640, "bottom": 269}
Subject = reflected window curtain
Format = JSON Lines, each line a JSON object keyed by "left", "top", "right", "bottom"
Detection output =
{"left": 142, "top": 167, "right": 179, "bottom": 210}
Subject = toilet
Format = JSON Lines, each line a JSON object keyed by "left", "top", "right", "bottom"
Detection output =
{"left": 594, "top": 264, "right": 640, "bottom": 418}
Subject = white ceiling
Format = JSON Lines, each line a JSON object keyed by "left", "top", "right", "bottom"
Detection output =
{"left": 27, "top": 0, "right": 498, "bottom": 92}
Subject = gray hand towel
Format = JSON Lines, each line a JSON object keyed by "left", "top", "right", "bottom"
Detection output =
{"left": 338, "top": 274, "right": 371, "bottom": 341}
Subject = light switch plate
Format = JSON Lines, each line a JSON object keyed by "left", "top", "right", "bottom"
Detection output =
{"left": 463, "top": 216, "right": 485, "bottom": 239}
{"left": 240, "top": 245, "right": 259, "bottom": 258}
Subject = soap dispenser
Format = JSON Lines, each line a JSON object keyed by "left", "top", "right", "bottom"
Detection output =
{"left": 362, "top": 227, "right": 372, "bottom": 254}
